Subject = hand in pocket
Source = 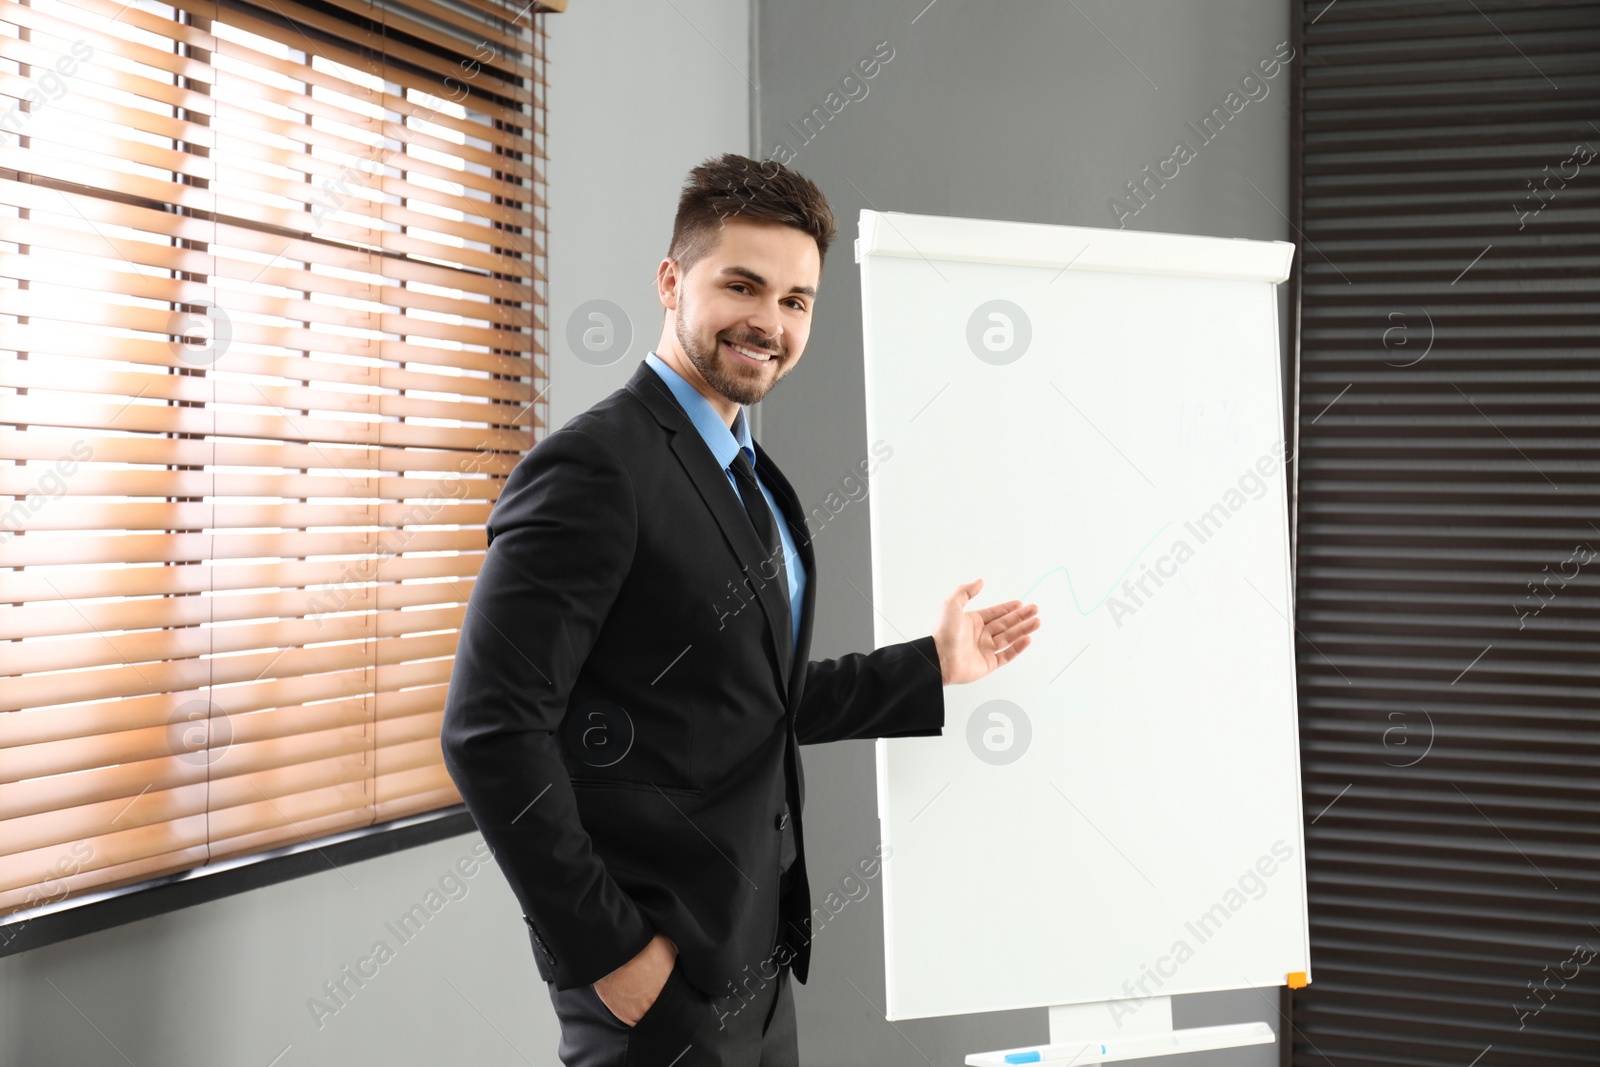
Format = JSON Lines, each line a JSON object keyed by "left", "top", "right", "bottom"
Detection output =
{"left": 592, "top": 933, "right": 678, "bottom": 1027}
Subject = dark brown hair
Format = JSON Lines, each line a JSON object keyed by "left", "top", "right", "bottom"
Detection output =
{"left": 668, "top": 153, "right": 837, "bottom": 279}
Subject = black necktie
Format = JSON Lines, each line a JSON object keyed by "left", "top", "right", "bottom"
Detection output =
{"left": 732, "top": 450, "right": 799, "bottom": 892}
{"left": 729, "top": 449, "right": 791, "bottom": 660}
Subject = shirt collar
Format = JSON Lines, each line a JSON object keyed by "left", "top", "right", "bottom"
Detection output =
{"left": 644, "top": 350, "right": 755, "bottom": 471}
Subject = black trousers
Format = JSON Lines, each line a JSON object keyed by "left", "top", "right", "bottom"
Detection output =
{"left": 545, "top": 901, "right": 798, "bottom": 1066}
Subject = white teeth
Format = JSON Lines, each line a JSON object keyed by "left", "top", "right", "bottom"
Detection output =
{"left": 726, "top": 340, "right": 772, "bottom": 362}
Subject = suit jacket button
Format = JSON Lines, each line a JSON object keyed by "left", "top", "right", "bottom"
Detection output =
{"left": 775, "top": 810, "right": 789, "bottom": 830}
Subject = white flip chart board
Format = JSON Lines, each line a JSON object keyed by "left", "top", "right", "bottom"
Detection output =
{"left": 856, "top": 210, "right": 1311, "bottom": 1021}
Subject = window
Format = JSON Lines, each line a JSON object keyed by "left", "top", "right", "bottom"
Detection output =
{"left": 1, "top": 0, "right": 552, "bottom": 935}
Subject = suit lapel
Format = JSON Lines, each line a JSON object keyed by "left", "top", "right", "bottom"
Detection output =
{"left": 625, "top": 361, "right": 796, "bottom": 697}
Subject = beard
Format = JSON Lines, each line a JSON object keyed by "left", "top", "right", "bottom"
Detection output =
{"left": 674, "top": 310, "right": 784, "bottom": 407}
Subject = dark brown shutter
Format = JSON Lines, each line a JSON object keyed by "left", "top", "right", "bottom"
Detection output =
{"left": 1288, "top": 2, "right": 1600, "bottom": 1064}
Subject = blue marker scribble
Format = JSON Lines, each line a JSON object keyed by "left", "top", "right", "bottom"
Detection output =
{"left": 1021, "top": 522, "right": 1173, "bottom": 616}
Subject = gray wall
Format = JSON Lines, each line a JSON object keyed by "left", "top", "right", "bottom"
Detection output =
{"left": 0, "top": 2, "right": 750, "bottom": 1065}
{"left": 0, "top": 833, "right": 557, "bottom": 1067}
{"left": 752, "top": 2, "right": 1292, "bottom": 1065}
{"left": 545, "top": 1, "right": 757, "bottom": 431}
{"left": 3, "top": 4, "right": 1297, "bottom": 1066}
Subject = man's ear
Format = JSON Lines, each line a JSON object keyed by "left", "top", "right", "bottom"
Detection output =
{"left": 656, "top": 257, "right": 679, "bottom": 311}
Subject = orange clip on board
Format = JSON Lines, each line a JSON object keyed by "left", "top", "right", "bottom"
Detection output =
{"left": 1287, "top": 971, "right": 1308, "bottom": 989}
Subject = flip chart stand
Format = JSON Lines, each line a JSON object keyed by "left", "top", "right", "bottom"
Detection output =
{"left": 965, "top": 995, "right": 1274, "bottom": 1066}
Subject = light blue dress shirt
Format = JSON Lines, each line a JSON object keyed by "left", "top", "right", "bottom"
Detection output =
{"left": 644, "top": 351, "right": 806, "bottom": 659}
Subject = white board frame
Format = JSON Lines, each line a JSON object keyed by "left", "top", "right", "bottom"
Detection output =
{"left": 857, "top": 209, "right": 1310, "bottom": 1024}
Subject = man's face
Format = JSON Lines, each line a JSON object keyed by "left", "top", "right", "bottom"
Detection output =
{"left": 662, "top": 216, "right": 820, "bottom": 407}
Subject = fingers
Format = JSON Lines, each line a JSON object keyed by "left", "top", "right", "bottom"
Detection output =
{"left": 958, "top": 588, "right": 1044, "bottom": 654}
{"left": 975, "top": 599, "right": 1022, "bottom": 624}
{"left": 995, "top": 634, "right": 1033, "bottom": 665}
{"left": 985, "top": 603, "right": 1039, "bottom": 633}
{"left": 992, "top": 613, "right": 1041, "bottom": 648}
{"left": 941, "top": 584, "right": 1041, "bottom": 674}
{"left": 947, "top": 578, "right": 982, "bottom": 600}
{"left": 949, "top": 577, "right": 984, "bottom": 608}
{"left": 980, "top": 605, "right": 1040, "bottom": 658}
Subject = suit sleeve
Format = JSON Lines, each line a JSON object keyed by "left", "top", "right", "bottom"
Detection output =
{"left": 440, "top": 427, "right": 655, "bottom": 991}
{"left": 793, "top": 634, "right": 946, "bottom": 746}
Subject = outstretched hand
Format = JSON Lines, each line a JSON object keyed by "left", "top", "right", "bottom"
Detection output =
{"left": 931, "top": 578, "right": 1041, "bottom": 685}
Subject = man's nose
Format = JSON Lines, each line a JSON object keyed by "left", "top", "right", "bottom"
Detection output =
{"left": 744, "top": 307, "right": 783, "bottom": 348}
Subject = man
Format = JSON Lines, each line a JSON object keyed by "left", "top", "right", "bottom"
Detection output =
{"left": 440, "top": 153, "right": 1041, "bottom": 1066}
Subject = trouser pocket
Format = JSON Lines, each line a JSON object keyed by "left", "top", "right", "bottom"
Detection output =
{"left": 595, "top": 957, "right": 681, "bottom": 1030}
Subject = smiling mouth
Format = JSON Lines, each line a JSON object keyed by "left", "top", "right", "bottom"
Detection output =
{"left": 723, "top": 338, "right": 778, "bottom": 367}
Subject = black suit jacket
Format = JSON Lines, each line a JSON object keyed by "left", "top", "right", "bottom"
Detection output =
{"left": 440, "top": 358, "right": 945, "bottom": 1000}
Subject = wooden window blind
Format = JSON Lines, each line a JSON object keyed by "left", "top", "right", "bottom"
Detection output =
{"left": 0, "top": 0, "right": 555, "bottom": 921}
